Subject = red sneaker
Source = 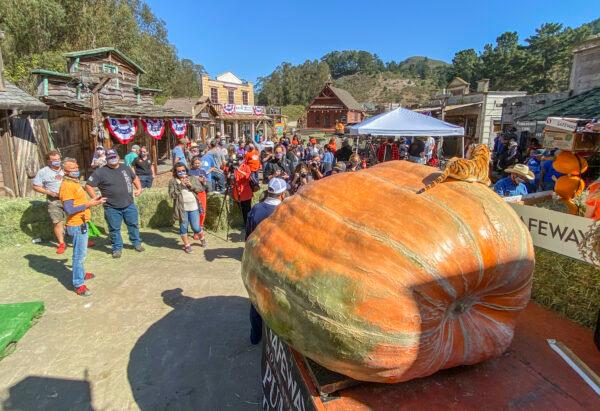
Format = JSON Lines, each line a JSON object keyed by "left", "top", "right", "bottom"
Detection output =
{"left": 192, "top": 233, "right": 200, "bottom": 241}
{"left": 87, "top": 240, "right": 95, "bottom": 248}
{"left": 56, "top": 243, "right": 66, "bottom": 254}
{"left": 75, "top": 285, "right": 92, "bottom": 296}
{"left": 84, "top": 272, "right": 95, "bottom": 280}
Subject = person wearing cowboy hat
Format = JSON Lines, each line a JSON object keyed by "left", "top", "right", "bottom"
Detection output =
{"left": 494, "top": 163, "right": 535, "bottom": 197}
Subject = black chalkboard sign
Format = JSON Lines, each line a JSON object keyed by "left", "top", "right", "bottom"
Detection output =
{"left": 261, "top": 327, "right": 316, "bottom": 411}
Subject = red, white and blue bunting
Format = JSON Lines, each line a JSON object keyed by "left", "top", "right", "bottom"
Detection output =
{"left": 170, "top": 119, "right": 188, "bottom": 138}
{"left": 253, "top": 106, "right": 265, "bottom": 116}
{"left": 222, "top": 104, "right": 236, "bottom": 115}
{"left": 105, "top": 118, "right": 137, "bottom": 144}
{"left": 142, "top": 119, "right": 166, "bottom": 140}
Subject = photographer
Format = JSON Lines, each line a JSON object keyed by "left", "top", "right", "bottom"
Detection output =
{"left": 290, "top": 163, "right": 313, "bottom": 194}
{"left": 168, "top": 162, "right": 207, "bottom": 253}
{"left": 308, "top": 154, "right": 323, "bottom": 180}
{"left": 230, "top": 155, "right": 254, "bottom": 226}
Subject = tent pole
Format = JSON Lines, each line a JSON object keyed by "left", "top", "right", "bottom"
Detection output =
{"left": 460, "top": 135, "right": 465, "bottom": 158}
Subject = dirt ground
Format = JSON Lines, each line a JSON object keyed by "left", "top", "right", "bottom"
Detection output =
{"left": 0, "top": 228, "right": 261, "bottom": 410}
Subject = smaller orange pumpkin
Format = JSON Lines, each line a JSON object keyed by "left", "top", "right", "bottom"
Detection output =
{"left": 553, "top": 151, "right": 588, "bottom": 175}
{"left": 555, "top": 175, "right": 585, "bottom": 200}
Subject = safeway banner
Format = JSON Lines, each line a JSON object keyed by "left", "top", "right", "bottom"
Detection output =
{"left": 509, "top": 204, "right": 594, "bottom": 262}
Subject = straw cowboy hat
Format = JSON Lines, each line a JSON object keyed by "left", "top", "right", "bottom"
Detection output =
{"left": 505, "top": 164, "right": 535, "bottom": 180}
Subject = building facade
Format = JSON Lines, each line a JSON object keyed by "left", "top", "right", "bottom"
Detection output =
{"left": 200, "top": 72, "right": 254, "bottom": 106}
{"left": 32, "top": 48, "right": 190, "bottom": 176}
{"left": 305, "top": 83, "right": 365, "bottom": 131}
{"left": 570, "top": 35, "right": 600, "bottom": 95}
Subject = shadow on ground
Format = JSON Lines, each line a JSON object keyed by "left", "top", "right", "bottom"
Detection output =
{"left": 127, "top": 289, "right": 261, "bottom": 410}
{"left": 3, "top": 375, "right": 94, "bottom": 411}
{"left": 23, "top": 254, "right": 71, "bottom": 290}
{"left": 203, "top": 247, "right": 244, "bottom": 262}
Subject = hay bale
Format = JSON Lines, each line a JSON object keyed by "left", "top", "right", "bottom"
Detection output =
{"left": 0, "top": 198, "right": 54, "bottom": 246}
{"left": 532, "top": 247, "right": 600, "bottom": 328}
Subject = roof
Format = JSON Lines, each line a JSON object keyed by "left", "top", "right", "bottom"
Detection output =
{"left": 349, "top": 107, "right": 464, "bottom": 137}
{"left": 64, "top": 48, "right": 145, "bottom": 74}
{"left": 516, "top": 87, "right": 600, "bottom": 121}
{"left": 163, "top": 97, "right": 201, "bottom": 113}
{"left": 448, "top": 77, "right": 469, "bottom": 87}
{"left": 41, "top": 97, "right": 190, "bottom": 118}
{"left": 328, "top": 85, "right": 363, "bottom": 111}
{"left": 133, "top": 86, "right": 162, "bottom": 93}
{"left": 0, "top": 81, "right": 48, "bottom": 112}
{"left": 30, "top": 69, "right": 77, "bottom": 80}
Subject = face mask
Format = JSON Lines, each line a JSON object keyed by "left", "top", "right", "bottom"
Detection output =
{"left": 515, "top": 177, "right": 524, "bottom": 184}
{"left": 68, "top": 171, "right": 80, "bottom": 178}
{"left": 177, "top": 170, "right": 187, "bottom": 177}
{"left": 140, "top": 152, "right": 147, "bottom": 158}
{"left": 350, "top": 161, "right": 359, "bottom": 166}
{"left": 300, "top": 172, "right": 307, "bottom": 178}
{"left": 108, "top": 158, "right": 119, "bottom": 165}
{"left": 275, "top": 153, "right": 283, "bottom": 159}
{"left": 50, "top": 160, "right": 61, "bottom": 168}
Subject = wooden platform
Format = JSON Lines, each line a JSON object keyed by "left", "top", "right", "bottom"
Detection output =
{"left": 261, "top": 303, "right": 600, "bottom": 411}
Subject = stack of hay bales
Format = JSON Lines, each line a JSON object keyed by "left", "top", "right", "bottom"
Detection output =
{"left": 0, "top": 186, "right": 266, "bottom": 248}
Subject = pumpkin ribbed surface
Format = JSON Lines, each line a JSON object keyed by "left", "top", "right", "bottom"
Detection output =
{"left": 242, "top": 161, "right": 534, "bottom": 383}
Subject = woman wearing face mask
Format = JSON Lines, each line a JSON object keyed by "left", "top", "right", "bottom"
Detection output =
{"left": 133, "top": 146, "right": 155, "bottom": 189}
{"left": 264, "top": 145, "right": 291, "bottom": 182}
{"left": 168, "top": 162, "right": 207, "bottom": 253}
{"left": 91, "top": 146, "right": 107, "bottom": 169}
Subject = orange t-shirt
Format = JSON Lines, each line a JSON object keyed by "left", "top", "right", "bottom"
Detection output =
{"left": 59, "top": 179, "right": 91, "bottom": 226}
{"left": 245, "top": 149, "right": 261, "bottom": 172}
{"left": 585, "top": 181, "right": 600, "bottom": 220}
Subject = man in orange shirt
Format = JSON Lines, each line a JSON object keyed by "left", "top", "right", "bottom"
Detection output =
{"left": 59, "top": 158, "right": 105, "bottom": 296}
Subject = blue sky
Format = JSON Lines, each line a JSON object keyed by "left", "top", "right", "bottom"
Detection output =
{"left": 146, "top": 0, "right": 598, "bottom": 84}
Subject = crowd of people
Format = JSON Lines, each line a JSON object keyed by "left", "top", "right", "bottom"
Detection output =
{"left": 31, "top": 128, "right": 599, "bottom": 301}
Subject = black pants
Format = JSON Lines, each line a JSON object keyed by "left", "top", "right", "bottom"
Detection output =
{"left": 239, "top": 200, "right": 252, "bottom": 227}
{"left": 250, "top": 303, "right": 263, "bottom": 344}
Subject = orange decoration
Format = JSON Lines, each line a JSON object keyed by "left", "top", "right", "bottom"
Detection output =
{"left": 553, "top": 151, "right": 588, "bottom": 175}
{"left": 242, "top": 161, "right": 535, "bottom": 383}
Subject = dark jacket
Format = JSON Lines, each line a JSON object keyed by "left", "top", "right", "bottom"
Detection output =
{"left": 335, "top": 145, "right": 353, "bottom": 162}
{"left": 263, "top": 158, "right": 291, "bottom": 183}
{"left": 168, "top": 176, "right": 205, "bottom": 222}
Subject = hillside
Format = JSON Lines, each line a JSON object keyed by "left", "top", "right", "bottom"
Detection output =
{"left": 333, "top": 72, "right": 439, "bottom": 107}
{"left": 397, "top": 56, "right": 449, "bottom": 69}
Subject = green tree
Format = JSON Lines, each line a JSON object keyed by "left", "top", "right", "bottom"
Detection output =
{"left": 451, "top": 49, "right": 482, "bottom": 86}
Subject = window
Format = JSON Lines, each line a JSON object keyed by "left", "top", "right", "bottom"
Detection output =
{"left": 228, "top": 90, "right": 235, "bottom": 104}
{"left": 314, "top": 112, "right": 320, "bottom": 126}
{"left": 210, "top": 87, "right": 219, "bottom": 103}
{"left": 101, "top": 63, "right": 119, "bottom": 90}
{"left": 242, "top": 91, "right": 249, "bottom": 105}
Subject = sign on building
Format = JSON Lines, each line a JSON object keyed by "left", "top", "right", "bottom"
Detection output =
{"left": 545, "top": 117, "right": 577, "bottom": 132}
{"left": 509, "top": 204, "right": 594, "bottom": 262}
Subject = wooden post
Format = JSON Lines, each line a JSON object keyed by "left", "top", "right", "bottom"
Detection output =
{"left": 460, "top": 135, "right": 465, "bottom": 158}
{"left": 233, "top": 120, "right": 239, "bottom": 140}
{"left": 151, "top": 138, "right": 158, "bottom": 175}
{"left": 89, "top": 75, "right": 114, "bottom": 149}
{"left": 251, "top": 122, "right": 256, "bottom": 140}
{"left": 219, "top": 120, "right": 225, "bottom": 135}
{"left": 0, "top": 31, "right": 5, "bottom": 92}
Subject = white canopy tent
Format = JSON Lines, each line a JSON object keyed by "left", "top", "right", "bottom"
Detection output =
{"left": 349, "top": 107, "right": 464, "bottom": 136}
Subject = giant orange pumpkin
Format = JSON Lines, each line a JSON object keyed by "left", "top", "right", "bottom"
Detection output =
{"left": 242, "top": 161, "right": 534, "bottom": 383}
{"left": 553, "top": 151, "right": 588, "bottom": 175}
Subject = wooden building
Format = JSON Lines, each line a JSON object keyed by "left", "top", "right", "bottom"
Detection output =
{"left": 164, "top": 96, "right": 273, "bottom": 142}
{"left": 32, "top": 47, "right": 190, "bottom": 175}
{"left": 200, "top": 72, "right": 254, "bottom": 106}
{"left": 0, "top": 31, "right": 52, "bottom": 197}
{"left": 304, "top": 83, "right": 365, "bottom": 131}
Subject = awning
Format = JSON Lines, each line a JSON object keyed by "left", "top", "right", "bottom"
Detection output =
{"left": 349, "top": 107, "right": 464, "bottom": 137}
{"left": 444, "top": 102, "right": 481, "bottom": 116}
{"left": 41, "top": 97, "right": 191, "bottom": 118}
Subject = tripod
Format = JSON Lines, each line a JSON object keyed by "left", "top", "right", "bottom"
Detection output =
{"left": 215, "top": 168, "right": 245, "bottom": 242}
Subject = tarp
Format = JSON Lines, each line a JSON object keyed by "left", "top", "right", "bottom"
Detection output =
{"left": 0, "top": 302, "right": 44, "bottom": 360}
{"left": 349, "top": 107, "right": 464, "bottom": 137}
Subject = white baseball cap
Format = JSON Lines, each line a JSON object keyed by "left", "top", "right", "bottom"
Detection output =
{"left": 268, "top": 178, "right": 287, "bottom": 194}
{"left": 263, "top": 141, "right": 275, "bottom": 148}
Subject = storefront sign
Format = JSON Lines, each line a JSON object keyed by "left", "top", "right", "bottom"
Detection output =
{"left": 543, "top": 131, "right": 574, "bottom": 150}
{"left": 509, "top": 204, "right": 594, "bottom": 262}
{"left": 262, "top": 327, "right": 314, "bottom": 411}
{"left": 222, "top": 104, "right": 267, "bottom": 116}
{"left": 545, "top": 117, "right": 577, "bottom": 132}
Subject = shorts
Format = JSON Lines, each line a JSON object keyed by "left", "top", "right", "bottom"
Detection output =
{"left": 47, "top": 199, "right": 66, "bottom": 224}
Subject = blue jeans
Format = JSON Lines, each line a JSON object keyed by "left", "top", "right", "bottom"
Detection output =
{"left": 179, "top": 209, "right": 202, "bottom": 235}
{"left": 66, "top": 224, "right": 88, "bottom": 288}
{"left": 138, "top": 175, "right": 153, "bottom": 189}
{"left": 104, "top": 203, "right": 141, "bottom": 252}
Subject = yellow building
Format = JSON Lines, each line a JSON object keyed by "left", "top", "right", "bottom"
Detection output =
{"left": 200, "top": 72, "right": 254, "bottom": 106}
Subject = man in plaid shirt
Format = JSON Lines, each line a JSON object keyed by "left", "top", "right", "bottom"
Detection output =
{"left": 377, "top": 137, "right": 400, "bottom": 162}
